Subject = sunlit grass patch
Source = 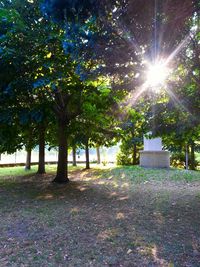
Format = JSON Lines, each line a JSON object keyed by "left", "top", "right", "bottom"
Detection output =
{"left": 91, "top": 165, "right": 200, "bottom": 184}
{"left": 0, "top": 164, "right": 84, "bottom": 178}
{"left": 0, "top": 164, "right": 199, "bottom": 189}
{"left": 0, "top": 165, "right": 38, "bottom": 177}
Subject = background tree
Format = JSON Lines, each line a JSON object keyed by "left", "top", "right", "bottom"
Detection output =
{"left": 117, "top": 108, "right": 145, "bottom": 165}
{"left": 145, "top": 11, "right": 200, "bottom": 170}
{"left": 0, "top": 1, "right": 52, "bottom": 173}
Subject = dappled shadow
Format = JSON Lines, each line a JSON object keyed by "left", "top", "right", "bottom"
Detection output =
{"left": 1, "top": 168, "right": 200, "bottom": 266}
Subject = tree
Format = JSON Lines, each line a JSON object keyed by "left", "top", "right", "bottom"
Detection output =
{"left": 117, "top": 108, "right": 145, "bottom": 165}
{"left": 42, "top": 0, "right": 197, "bottom": 172}
{"left": 145, "top": 9, "right": 200, "bottom": 169}
{"left": 43, "top": 0, "right": 196, "bottom": 75}
{"left": 1, "top": 0, "right": 198, "bottom": 181}
{"left": 1, "top": 0, "right": 124, "bottom": 182}
{"left": 0, "top": 1, "right": 51, "bottom": 173}
{"left": 65, "top": 77, "right": 122, "bottom": 169}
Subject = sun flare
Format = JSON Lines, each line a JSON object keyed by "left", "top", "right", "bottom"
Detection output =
{"left": 146, "top": 62, "right": 169, "bottom": 88}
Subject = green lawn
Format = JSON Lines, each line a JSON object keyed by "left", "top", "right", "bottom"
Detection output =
{"left": 95, "top": 165, "right": 200, "bottom": 183}
{"left": 0, "top": 164, "right": 199, "bottom": 181}
{"left": 0, "top": 165, "right": 200, "bottom": 266}
{"left": 0, "top": 164, "right": 79, "bottom": 177}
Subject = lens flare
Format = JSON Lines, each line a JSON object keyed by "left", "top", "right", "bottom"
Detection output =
{"left": 146, "top": 62, "right": 169, "bottom": 88}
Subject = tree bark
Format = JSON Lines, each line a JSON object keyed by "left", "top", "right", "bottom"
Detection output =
{"left": 85, "top": 140, "right": 90, "bottom": 169}
{"left": 132, "top": 143, "right": 137, "bottom": 165}
{"left": 53, "top": 121, "right": 69, "bottom": 183}
{"left": 190, "top": 141, "right": 195, "bottom": 170}
{"left": 25, "top": 149, "right": 31, "bottom": 170}
{"left": 185, "top": 144, "right": 189, "bottom": 170}
{"left": 37, "top": 125, "right": 46, "bottom": 174}
{"left": 96, "top": 146, "right": 101, "bottom": 164}
{"left": 72, "top": 146, "right": 77, "bottom": 166}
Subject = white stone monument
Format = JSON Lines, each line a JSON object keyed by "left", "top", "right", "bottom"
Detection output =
{"left": 139, "top": 132, "right": 170, "bottom": 168}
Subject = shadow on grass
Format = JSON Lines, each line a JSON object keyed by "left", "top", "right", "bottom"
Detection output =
{"left": 0, "top": 168, "right": 200, "bottom": 266}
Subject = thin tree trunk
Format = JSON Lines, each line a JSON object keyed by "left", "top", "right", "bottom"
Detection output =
{"left": 185, "top": 144, "right": 189, "bottom": 170}
{"left": 132, "top": 144, "right": 137, "bottom": 165}
{"left": 85, "top": 140, "right": 90, "bottom": 169}
{"left": 72, "top": 146, "right": 77, "bottom": 166}
{"left": 37, "top": 125, "right": 46, "bottom": 174}
{"left": 190, "top": 141, "right": 195, "bottom": 170}
{"left": 53, "top": 122, "right": 69, "bottom": 183}
{"left": 25, "top": 149, "right": 31, "bottom": 170}
{"left": 96, "top": 146, "right": 100, "bottom": 164}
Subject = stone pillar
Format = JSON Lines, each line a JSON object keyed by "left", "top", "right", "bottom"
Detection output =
{"left": 139, "top": 133, "right": 170, "bottom": 168}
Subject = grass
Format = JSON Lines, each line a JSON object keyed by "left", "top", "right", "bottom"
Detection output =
{"left": 0, "top": 164, "right": 82, "bottom": 177}
{"left": 0, "top": 165, "right": 38, "bottom": 177}
{"left": 84, "top": 165, "right": 200, "bottom": 183}
{"left": 0, "top": 164, "right": 199, "bottom": 182}
{"left": 0, "top": 165, "right": 200, "bottom": 266}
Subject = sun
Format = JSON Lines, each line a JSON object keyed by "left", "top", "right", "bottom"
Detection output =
{"left": 146, "top": 61, "right": 169, "bottom": 88}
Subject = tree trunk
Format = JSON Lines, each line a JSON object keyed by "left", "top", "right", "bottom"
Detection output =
{"left": 96, "top": 146, "right": 101, "bottom": 164}
{"left": 132, "top": 144, "right": 137, "bottom": 165}
{"left": 25, "top": 149, "right": 31, "bottom": 170}
{"left": 85, "top": 140, "right": 90, "bottom": 169}
{"left": 185, "top": 144, "right": 189, "bottom": 170}
{"left": 72, "top": 146, "right": 77, "bottom": 166}
{"left": 190, "top": 141, "right": 195, "bottom": 170}
{"left": 53, "top": 121, "right": 69, "bottom": 183}
{"left": 37, "top": 125, "right": 46, "bottom": 174}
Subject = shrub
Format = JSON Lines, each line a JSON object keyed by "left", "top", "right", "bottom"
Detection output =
{"left": 116, "top": 151, "right": 132, "bottom": 165}
{"left": 170, "top": 152, "right": 198, "bottom": 169}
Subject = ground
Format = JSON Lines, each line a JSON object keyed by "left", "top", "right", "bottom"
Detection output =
{"left": 0, "top": 165, "right": 200, "bottom": 267}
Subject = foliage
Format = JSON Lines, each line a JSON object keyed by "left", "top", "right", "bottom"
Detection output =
{"left": 144, "top": 13, "right": 200, "bottom": 169}
{"left": 0, "top": 0, "right": 131, "bottom": 181}
{"left": 0, "top": 0, "right": 199, "bottom": 177}
{"left": 0, "top": 0, "right": 52, "bottom": 154}
{"left": 116, "top": 151, "right": 132, "bottom": 166}
{"left": 170, "top": 151, "right": 198, "bottom": 169}
{"left": 117, "top": 108, "right": 145, "bottom": 165}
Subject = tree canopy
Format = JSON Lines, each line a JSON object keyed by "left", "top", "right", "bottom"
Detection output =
{"left": 0, "top": 0, "right": 199, "bottom": 176}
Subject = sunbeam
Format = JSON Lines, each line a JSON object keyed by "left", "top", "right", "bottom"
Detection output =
{"left": 165, "top": 34, "right": 191, "bottom": 66}
{"left": 119, "top": 0, "right": 195, "bottom": 111}
{"left": 165, "top": 86, "right": 191, "bottom": 114}
{"left": 125, "top": 82, "right": 149, "bottom": 106}
{"left": 127, "top": 32, "right": 193, "bottom": 106}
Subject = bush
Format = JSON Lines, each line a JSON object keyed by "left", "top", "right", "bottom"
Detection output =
{"left": 170, "top": 152, "right": 198, "bottom": 169}
{"left": 116, "top": 151, "right": 132, "bottom": 165}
